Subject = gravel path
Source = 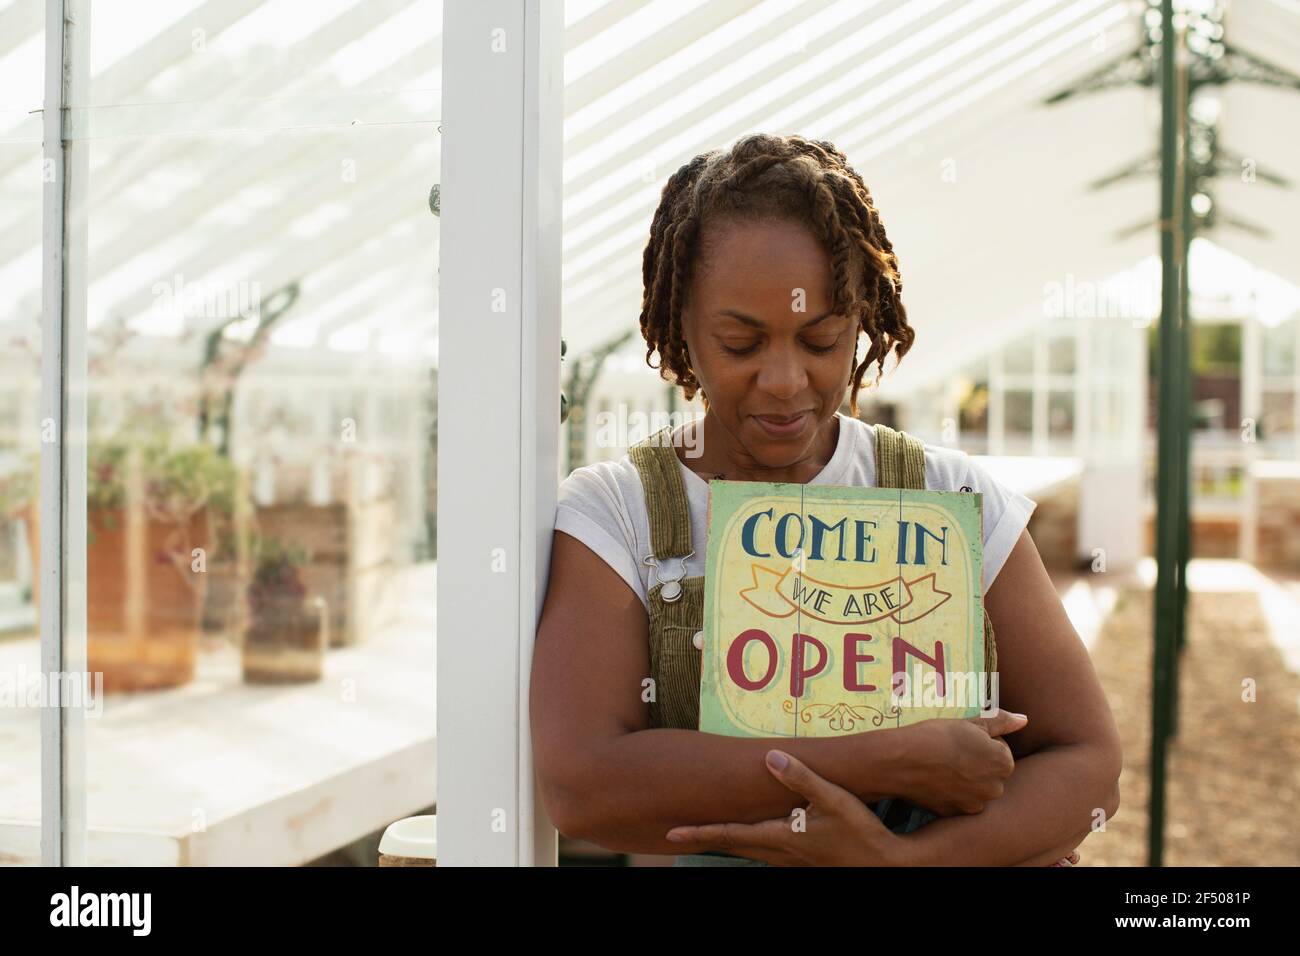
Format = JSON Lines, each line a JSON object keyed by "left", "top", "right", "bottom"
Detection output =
{"left": 1079, "top": 586, "right": 1300, "bottom": 866}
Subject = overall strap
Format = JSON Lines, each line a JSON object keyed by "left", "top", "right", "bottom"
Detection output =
{"left": 628, "top": 427, "right": 693, "bottom": 559}
{"left": 629, "top": 426, "right": 705, "bottom": 731}
{"left": 873, "top": 422, "right": 926, "bottom": 490}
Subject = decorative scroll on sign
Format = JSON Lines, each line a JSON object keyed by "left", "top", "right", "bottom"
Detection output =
{"left": 698, "top": 481, "right": 987, "bottom": 738}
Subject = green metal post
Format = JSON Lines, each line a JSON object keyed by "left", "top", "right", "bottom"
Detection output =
{"left": 1149, "top": 0, "right": 1183, "bottom": 868}
{"left": 1170, "top": 43, "right": 1195, "bottom": 740}
{"left": 1175, "top": 61, "right": 1190, "bottom": 738}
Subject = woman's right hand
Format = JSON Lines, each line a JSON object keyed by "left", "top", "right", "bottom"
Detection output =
{"left": 891, "top": 709, "right": 1026, "bottom": 816}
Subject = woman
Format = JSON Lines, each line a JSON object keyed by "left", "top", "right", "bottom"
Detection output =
{"left": 530, "top": 133, "right": 1121, "bottom": 866}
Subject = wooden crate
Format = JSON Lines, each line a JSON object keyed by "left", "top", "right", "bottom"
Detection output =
{"left": 253, "top": 497, "right": 397, "bottom": 647}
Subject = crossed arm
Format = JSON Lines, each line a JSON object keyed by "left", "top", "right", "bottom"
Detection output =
{"left": 892, "top": 527, "right": 1123, "bottom": 866}
{"left": 530, "top": 530, "right": 918, "bottom": 855}
{"left": 531, "top": 527, "right": 1122, "bottom": 864}
{"left": 901, "top": 740, "right": 1119, "bottom": 867}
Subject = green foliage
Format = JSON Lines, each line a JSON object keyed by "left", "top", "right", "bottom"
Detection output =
{"left": 1146, "top": 321, "right": 1243, "bottom": 377}
{"left": 250, "top": 533, "right": 310, "bottom": 572}
{"left": 1190, "top": 323, "right": 1241, "bottom": 375}
{"left": 0, "top": 439, "right": 240, "bottom": 558}
{"left": 88, "top": 437, "right": 238, "bottom": 518}
{"left": 144, "top": 441, "right": 239, "bottom": 517}
{"left": 87, "top": 442, "right": 128, "bottom": 512}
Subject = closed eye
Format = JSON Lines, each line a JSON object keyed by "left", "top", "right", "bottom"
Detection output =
{"left": 722, "top": 338, "right": 839, "bottom": 356}
{"left": 802, "top": 331, "right": 845, "bottom": 353}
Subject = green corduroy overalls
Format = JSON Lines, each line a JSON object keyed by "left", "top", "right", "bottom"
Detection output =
{"left": 627, "top": 421, "right": 999, "bottom": 865}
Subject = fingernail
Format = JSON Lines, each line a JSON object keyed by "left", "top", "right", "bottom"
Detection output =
{"left": 1010, "top": 712, "right": 1028, "bottom": 720}
{"left": 767, "top": 750, "right": 789, "bottom": 771}
{"left": 666, "top": 831, "right": 687, "bottom": 843}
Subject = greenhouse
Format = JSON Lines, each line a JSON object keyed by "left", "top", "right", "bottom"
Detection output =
{"left": 1, "top": 0, "right": 1298, "bottom": 870}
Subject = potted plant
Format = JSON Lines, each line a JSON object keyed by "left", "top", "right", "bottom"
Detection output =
{"left": 27, "top": 435, "right": 238, "bottom": 692}
{"left": 242, "top": 537, "right": 326, "bottom": 685}
{"left": 192, "top": 282, "right": 298, "bottom": 641}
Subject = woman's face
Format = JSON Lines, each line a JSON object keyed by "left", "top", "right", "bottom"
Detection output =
{"left": 681, "top": 216, "right": 859, "bottom": 467}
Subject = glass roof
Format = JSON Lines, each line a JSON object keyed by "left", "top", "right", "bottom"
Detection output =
{"left": 1, "top": 0, "right": 1296, "bottom": 388}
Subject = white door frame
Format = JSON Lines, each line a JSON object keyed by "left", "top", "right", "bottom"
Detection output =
{"left": 436, "top": 0, "right": 563, "bottom": 866}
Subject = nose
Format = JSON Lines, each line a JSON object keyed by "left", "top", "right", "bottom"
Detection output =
{"left": 755, "top": 342, "right": 809, "bottom": 401}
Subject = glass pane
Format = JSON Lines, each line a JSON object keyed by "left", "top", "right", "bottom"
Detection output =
{"left": 68, "top": 0, "right": 442, "bottom": 109}
{"left": 1003, "top": 333, "right": 1034, "bottom": 375}
{"left": 0, "top": 0, "right": 44, "bottom": 866}
{"left": 1263, "top": 318, "right": 1296, "bottom": 377}
{"left": 67, "top": 0, "right": 440, "bottom": 866}
{"left": 1048, "top": 390, "right": 1074, "bottom": 439}
{"left": 1047, "top": 334, "right": 1075, "bottom": 375}
{"left": 1261, "top": 390, "right": 1295, "bottom": 440}
{"left": 1004, "top": 389, "right": 1033, "bottom": 435}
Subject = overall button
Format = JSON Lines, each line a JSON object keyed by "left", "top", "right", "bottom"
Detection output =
{"left": 692, "top": 631, "right": 704, "bottom": 650}
{"left": 660, "top": 580, "right": 682, "bottom": 602}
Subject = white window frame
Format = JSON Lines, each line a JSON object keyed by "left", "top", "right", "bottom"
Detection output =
{"left": 436, "top": 0, "right": 562, "bottom": 866}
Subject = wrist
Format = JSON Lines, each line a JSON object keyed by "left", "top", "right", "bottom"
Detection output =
{"left": 843, "top": 728, "right": 903, "bottom": 803}
{"left": 891, "top": 827, "right": 939, "bottom": 866}
{"left": 876, "top": 723, "right": 919, "bottom": 802}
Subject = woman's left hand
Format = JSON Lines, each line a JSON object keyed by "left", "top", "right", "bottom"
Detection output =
{"left": 665, "top": 750, "right": 911, "bottom": 866}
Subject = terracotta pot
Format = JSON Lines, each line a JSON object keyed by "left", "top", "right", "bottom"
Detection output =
{"left": 28, "top": 506, "right": 210, "bottom": 693}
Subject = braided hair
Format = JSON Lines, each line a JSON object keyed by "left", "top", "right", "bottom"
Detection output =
{"left": 638, "top": 133, "right": 914, "bottom": 417}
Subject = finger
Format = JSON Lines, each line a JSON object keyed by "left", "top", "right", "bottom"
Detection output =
{"left": 665, "top": 819, "right": 783, "bottom": 854}
{"left": 764, "top": 750, "right": 854, "bottom": 808}
{"left": 973, "top": 708, "right": 1028, "bottom": 736}
{"left": 665, "top": 820, "right": 799, "bottom": 866}
{"left": 971, "top": 708, "right": 1028, "bottom": 737}
{"left": 994, "top": 737, "right": 1016, "bottom": 774}
{"left": 668, "top": 816, "right": 795, "bottom": 845}
{"left": 718, "top": 818, "right": 805, "bottom": 866}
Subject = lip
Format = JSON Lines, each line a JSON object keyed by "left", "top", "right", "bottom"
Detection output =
{"left": 753, "top": 411, "right": 811, "bottom": 438}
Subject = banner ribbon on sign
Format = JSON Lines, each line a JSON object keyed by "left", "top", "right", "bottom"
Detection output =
{"left": 738, "top": 564, "right": 952, "bottom": 626}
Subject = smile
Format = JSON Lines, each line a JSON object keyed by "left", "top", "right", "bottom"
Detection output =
{"left": 754, "top": 412, "right": 810, "bottom": 437}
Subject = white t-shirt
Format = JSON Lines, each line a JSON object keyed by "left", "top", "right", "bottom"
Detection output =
{"left": 555, "top": 414, "right": 1037, "bottom": 613}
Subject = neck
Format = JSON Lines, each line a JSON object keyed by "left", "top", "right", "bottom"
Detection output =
{"left": 678, "top": 411, "right": 840, "bottom": 483}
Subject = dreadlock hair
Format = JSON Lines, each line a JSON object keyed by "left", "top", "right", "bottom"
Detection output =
{"left": 638, "top": 133, "right": 914, "bottom": 417}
